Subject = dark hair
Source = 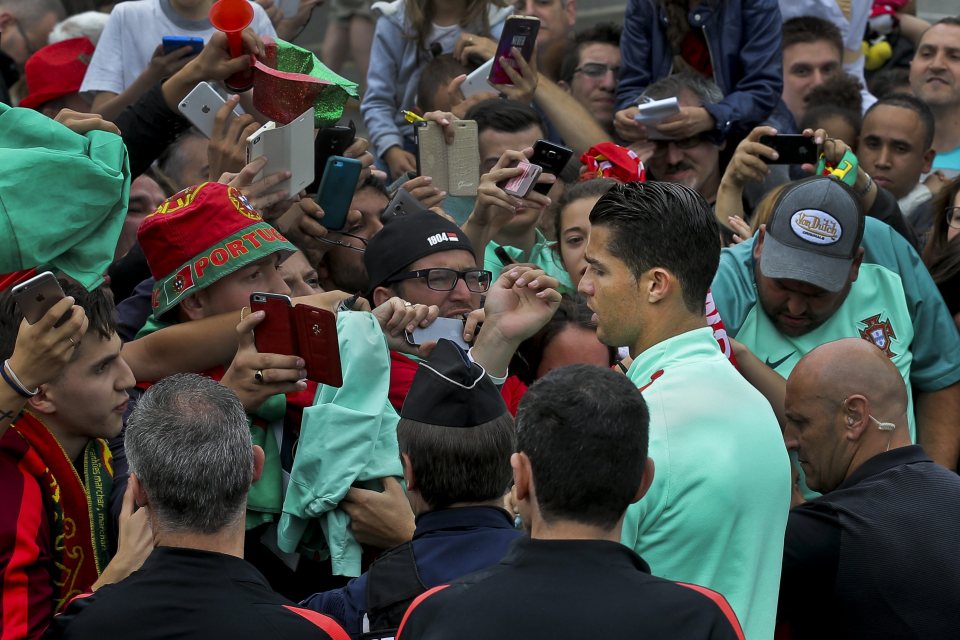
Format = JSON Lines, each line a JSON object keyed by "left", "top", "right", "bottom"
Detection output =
{"left": 358, "top": 173, "right": 390, "bottom": 198}
{"left": 416, "top": 54, "right": 470, "bottom": 112}
{"left": 465, "top": 99, "right": 546, "bottom": 136}
{"left": 511, "top": 294, "right": 617, "bottom": 385}
{"left": 517, "top": 364, "right": 649, "bottom": 530}
{"left": 559, "top": 22, "right": 622, "bottom": 83}
{"left": 782, "top": 16, "right": 843, "bottom": 57}
{"left": 864, "top": 93, "right": 936, "bottom": 150}
{"left": 868, "top": 66, "right": 911, "bottom": 100}
{"left": 805, "top": 73, "right": 862, "bottom": 113}
{"left": 397, "top": 413, "right": 516, "bottom": 509}
{"left": 922, "top": 176, "right": 960, "bottom": 294}
{"left": 0, "top": 280, "right": 117, "bottom": 362}
{"left": 589, "top": 182, "right": 720, "bottom": 314}
{"left": 553, "top": 177, "right": 617, "bottom": 242}
{"left": 800, "top": 104, "right": 861, "bottom": 146}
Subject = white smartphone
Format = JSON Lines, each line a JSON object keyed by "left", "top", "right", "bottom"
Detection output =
{"left": 461, "top": 58, "right": 496, "bottom": 98}
{"left": 634, "top": 96, "right": 680, "bottom": 140}
{"left": 405, "top": 317, "right": 471, "bottom": 350}
{"left": 246, "top": 107, "right": 316, "bottom": 198}
{"left": 178, "top": 81, "right": 240, "bottom": 138}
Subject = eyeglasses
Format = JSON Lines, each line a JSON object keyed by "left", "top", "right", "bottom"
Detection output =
{"left": 386, "top": 268, "right": 493, "bottom": 293}
{"left": 313, "top": 231, "right": 368, "bottom": 253}
{"left": 14, "top": 19, "right": 37, "bottom": 58}
{"left": 574, "top": 63, "right": 620, "bottom": 78}
{"left": 651, "top": 135, "right": 705, "bottom": 158}
{"left": 946, "top": 206, "right": 960, "bottom": 230}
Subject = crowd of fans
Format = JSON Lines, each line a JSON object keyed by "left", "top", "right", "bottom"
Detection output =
{"left": 1, "top": 0, "right": 960, "bottom": 638}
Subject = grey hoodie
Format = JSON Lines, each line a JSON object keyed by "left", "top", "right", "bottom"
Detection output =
{"left": 361, "top": 0, "right": 513, "bottom": 161}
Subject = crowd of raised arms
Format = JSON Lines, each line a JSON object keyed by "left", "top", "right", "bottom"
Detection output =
{"left": 1, "top": 0, "right": 959, "bottom": 638}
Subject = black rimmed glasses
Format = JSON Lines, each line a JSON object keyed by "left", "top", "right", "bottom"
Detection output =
{"left": 386, "top": 268, "right": 493, "bottom": 293}
{"left": 946, "top": 206, "right": 960, "bottom": 230}
{"left": 314, "top": 231, "right": 368, "bottom": 253}
{"left": 574, "top": 63, "right": 621, "bottom": 78}
{"left": 650, "top": 135, "right": 706, "bottom": 158}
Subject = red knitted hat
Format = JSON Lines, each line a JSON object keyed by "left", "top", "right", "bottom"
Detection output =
{"left": 137, "top": 182, "right": 295, "bottom": 317}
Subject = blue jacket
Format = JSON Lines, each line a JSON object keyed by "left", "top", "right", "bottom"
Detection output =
{"left": 616, "top": 0, "right": 783, "bottom": 140}
{"left": 301, "top": 506, "right": 520, "bottom": 637}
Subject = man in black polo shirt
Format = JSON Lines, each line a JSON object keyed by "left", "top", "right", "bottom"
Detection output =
{"left": 780, "top": 338, "right": 960, "bottom": 638}
{"left": 45, "top": 374, "right": 349, "bottom": 640}
{"left": 396, "top": 365, "right": 744, "bottom": 640}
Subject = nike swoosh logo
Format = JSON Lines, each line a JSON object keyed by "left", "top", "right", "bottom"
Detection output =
{"left": 764, "top": 351, "right": 796, "bottom": 370}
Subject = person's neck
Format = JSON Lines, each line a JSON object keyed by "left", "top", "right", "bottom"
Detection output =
{"left": 930, "top": 104, "right": 960, "bottom": 152}
{"left": 155, "top": 520, "right": 246, "bottom": 558}
{"left": 842, "top": 420, "right": 912, "bottom": 486}
{"left": 38, "top": 415, "right": 90, "bottom": 463}
{"left": 170, "top": 0, "right": 216, "bottom": 21}
{"left": 630, "top": 309, "right": 707, "bottom": 359}
{"left": 494, "top": 225, "right": 537, "bottom": 255}
{"left": 530, "top": 517, "right": 622, "bottom": 543}
{"left": 700, "top": 171, "right": 720, "bottom": 206}
{"left": 432, "top": 0, "right": 469, "bottom": 25}
{"left": 415, "top": 497, "right": 504, "bottom": 516}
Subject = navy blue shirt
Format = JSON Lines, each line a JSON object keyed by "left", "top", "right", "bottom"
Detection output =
{"left": 301, "top": 506, "right": 520, "bottom": 637}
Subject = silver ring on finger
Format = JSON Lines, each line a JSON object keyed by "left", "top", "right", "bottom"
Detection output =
{"left": 68, "top": 337, "right": 77, "bottom": 348}
{"left": 404, "top": 301, "right": 413, "bottom": 307}
{"left": 254, "top": 369, "right": 264, "bottom": 384}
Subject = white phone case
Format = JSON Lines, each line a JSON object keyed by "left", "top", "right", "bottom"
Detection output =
{"left": 634, "top": 96, "right": 680, "bottom": 140}
{"left": 461, "top": 58, "right": 496, "bottom": 98}
{"left": 178, "top": 81, "right": 240, "bottom": 138}
{"left": 245, "top": 108, "right": 316, "bottom": 198}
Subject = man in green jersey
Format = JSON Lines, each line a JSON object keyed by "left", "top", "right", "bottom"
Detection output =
{"left": 711, "top": 176, "right": 960, "bottom": 470}
{"left": 578, "top": 181, "right": 791, "bottom": 640}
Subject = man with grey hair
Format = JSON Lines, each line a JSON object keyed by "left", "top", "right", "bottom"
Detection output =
{"left": 45, "top": 374, "right": 350, "bottom": 640}
{"left": 641, "top": 73, "right": 726, "bottom": 205}
{"left": 0, "top": 0, "right": 65, "bottom": 104}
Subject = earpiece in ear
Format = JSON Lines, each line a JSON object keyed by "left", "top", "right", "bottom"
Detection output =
{"left": 847, "top": 417, "right": 854, "bottom": 425}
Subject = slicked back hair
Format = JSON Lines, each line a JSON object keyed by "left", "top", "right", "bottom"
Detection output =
{"left": 589, "top": 181, "right": 720, "bottom": 314}
{"left": 125, "top": 374, "right": 253, "bottom": 535}
{"left": 517, "top": 364, "right": 649, "bottom": 530}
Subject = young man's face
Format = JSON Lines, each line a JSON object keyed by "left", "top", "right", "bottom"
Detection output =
{"left": 479, "top": 124, "right": 546, "bottom": 232}
{"left": 322, "top": 186, "right": 388, "bottom": 293}
{"left": 782, "top": 41, "right": 842, "bottom": 122}
{"left": 376, "top": 249, "right": 481, "bottom": 318}
{"left": 564, "top": 43, "right": 620, "bottom": 128}
{"left": 42, "top": 332, "right": 135, "bottom": 442}
{"left": 910, "top": 23, "right": 960, "bottom": 110}
{"left": 280, "top": 251, "right": 323, "bottom": 296}
{"left": 515, "top": 0, "right": 576, "bottom": 47}
{"left": 183, "top": 253, "right": 291, "bottom": 321}
{"left": 858, "top": 105, "right": 934, "bottom": 200}
{"left": 578, "top": 224, "right": 644, "bottom": 350}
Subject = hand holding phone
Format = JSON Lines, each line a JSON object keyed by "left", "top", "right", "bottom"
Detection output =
{"left": 11, "top": 272, "right": 67, "bottom": 325}
{"left": 405, "top": 317, "right": 471, "bottom": 350}
{"left": 178, "top": 82, "right": 240, "bottom": 138}
{"left": 758, "top": 134, "right": 820, "bottom": 165}
{"left": 502, "top": 161, "right": 543, "bottom": 198}
{"left": 314, "top": 156, "right": 363, "bottom": 230}
{"left": 306, "top": 122, "right": 356, "bottom": 194}
{"left": 528, "top": 140, "right": 572, "bottom": 195}
{"left": 489, "top": 16, "right": 540, "bottom": 85}
{"left": 162, "top": 35, "right": 204, "bottom": 56}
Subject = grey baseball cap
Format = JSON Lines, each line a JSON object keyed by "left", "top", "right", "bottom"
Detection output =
{"left": 759, "top": 177, "right": 865, "bottom": 292}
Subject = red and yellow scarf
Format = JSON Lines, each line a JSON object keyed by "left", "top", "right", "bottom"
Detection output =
{"left": 13, "top": 412, "right": 113, "bottom": 612}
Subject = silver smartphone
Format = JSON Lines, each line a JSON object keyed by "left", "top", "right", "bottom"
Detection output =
{"left": 11, "top": 271, "right": 66, "bottom": 325}
{"left": 405, "top": 317, "right": 470, "bottom": 350}
{"left": 178, "top": 81, "right": 240, "bottom": 138}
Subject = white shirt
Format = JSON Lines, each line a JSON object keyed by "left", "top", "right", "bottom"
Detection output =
{"left": 897, "top": 182, "right": 932, "bottom": 220}
{"left": 80, "top": 0, "right": 276, "bottom": 96}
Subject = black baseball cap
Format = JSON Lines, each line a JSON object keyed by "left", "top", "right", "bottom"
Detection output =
{"left": 760, "top": 177, "right": 865, "bottom": 292}
{"left": 364, "top": 213, "right": 476, "bottom": 294}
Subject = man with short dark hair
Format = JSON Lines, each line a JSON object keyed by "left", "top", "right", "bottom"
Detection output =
{"left": 909, "top": 17, "right": 960, "bottom": 176}
{"left": 303, "top": 340, "right": 521, "bottom": 639}
{"left": 558, "top": 23, "right": 621, "bottom": 132}
{"left": 578, "top": 181, "right": 790, "bottom": 640}
{"left": 858, "top": 93, "right": 937, "bottom": 219}
{"left": 641, "top": 74, "right": 725, "bottom": 205}
{"left": 396, "top": 365, "right": 745, "bottom": 640}
{"left": 0, "top": 281, "right": 148, "bottom": 639}
{"left": 45, "top": 373, "right": 350, "bottom": 639}
{"left": 779, "top": 338, "right": 960, "bottom": 638}
{"left": 711, "top": 176, "right": 960, "bottom": 470}
{"left": 777, "top": 16, "right": 844, "bottom": 131}
{"left": 0, "top": 0, "right": 65, "bottom": 104}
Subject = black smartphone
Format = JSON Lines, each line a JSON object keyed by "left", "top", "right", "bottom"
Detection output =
{"left": 381, "top": 188, "right": 428, "bottom": 222}
{"left": 489, "top": 16, "right": 540, "bottom": 85}
{"left": 306, "top": 122, "right": 357, "bottom": 194}
{"left": 529, "top": 140, "right": 573, "bottom": 195}
{"left": 759, "top": 135, "right": 820, "bottom": 165}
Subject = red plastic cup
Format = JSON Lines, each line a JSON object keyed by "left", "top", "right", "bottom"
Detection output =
{"left": 209, "top": 0, "right": 255, "bottom": 92}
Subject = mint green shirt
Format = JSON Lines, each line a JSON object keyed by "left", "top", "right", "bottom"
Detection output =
{"left": 624, "top": 327, "right": 791, "bottom": 640}
{"left": 484, "top": 229, "right": 574, "bottom": 294}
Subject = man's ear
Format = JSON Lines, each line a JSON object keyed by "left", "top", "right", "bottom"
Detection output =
{"left": 922, "top": 148, "right": 936, "bottom": 175}
{"left": 843, "top": 395, "right": 869, "bottom": 441}
{"left": 27, "top": 384, "right": 57, "bottom": 416}
{"left": 632, "top": 457, "right": 655, "bottom": 504}
{"left": 849, "top": 247, "right": 865, "bottom": 283}
{"left": 401, "top": 452, "right": 417, "bottom": 491}
{"left": 179, "top": 293, "right": 206, "bottom": 322}
{"left": 558, "top": 80, "right": 572, "bottom": 93}
{"left": 753, "top": 225, "right": 766, "bottom": 262}
{"left": 645, "top": 267, "right": 673, "bottom": 304}
{"left": 372, "top": 286, "right": 394, "bottom": 309}
{"left": 130, "top": 473, "right": 149, "bottom": 507}
{"left": 511, "top": 452, "right": 531, "bottom": 502}
{"left": 565, "top": 0, "right": 577, "bottom": 26}
{"left": 252, "top": 445, "right": 265, "bottom": 484}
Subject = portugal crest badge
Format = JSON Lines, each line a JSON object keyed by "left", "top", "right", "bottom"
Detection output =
{"left": 858, "top": 314, "right": 897, "bottom": 357}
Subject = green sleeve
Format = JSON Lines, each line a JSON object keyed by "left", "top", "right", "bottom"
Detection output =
{"left": 862, "top": 218, "right": 960, "bottom": 391}
{"left": 710, "top": 240, "right": 759, "bottom": 338}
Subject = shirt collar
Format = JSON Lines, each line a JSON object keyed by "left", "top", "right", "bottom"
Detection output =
{"left": 413, "top": 506, "right": 515, "bottom": 538}
{"left": 835, "top": 445, "right": 931, "bottom": 491}
{"left": 626, "top": 326, "right": 717, "bottom": 387}
{"left": 507, "top": 536, "right": 652, "bottom": 574}
{"left": 146, "top": 546, "right": 271, "bottom": 585}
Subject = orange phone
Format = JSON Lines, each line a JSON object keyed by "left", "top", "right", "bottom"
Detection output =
{"left": 250, "top": 293, "right": 343, "bottom": 387}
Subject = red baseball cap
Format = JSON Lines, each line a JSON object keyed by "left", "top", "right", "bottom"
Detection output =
{"left": 20, "top": 37, "right": 95, "bottom": 110}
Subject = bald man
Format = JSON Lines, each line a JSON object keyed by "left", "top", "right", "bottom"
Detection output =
{"left": 778, "top": 338, "right": 960, "bottom": 639}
